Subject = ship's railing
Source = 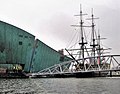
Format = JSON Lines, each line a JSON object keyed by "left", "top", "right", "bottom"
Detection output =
{"left": 34, "top": 55, "right": 120, "bottom": 75}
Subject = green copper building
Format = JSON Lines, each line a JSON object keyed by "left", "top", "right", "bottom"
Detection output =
{"left": 0, "top": 21, "right": 70, "bottom": 73}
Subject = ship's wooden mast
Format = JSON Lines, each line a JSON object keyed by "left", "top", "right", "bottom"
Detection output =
{"left": 67, "top": 4, "right": 88, "bottom": 70}
{"left": 87, "top": 9, "right": 99, "bottom": 65}
{"left": 78, "top": 5, "right": 87, "bottom": 70}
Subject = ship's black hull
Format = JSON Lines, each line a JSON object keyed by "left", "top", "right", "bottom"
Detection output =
{"left": 31, "top": 71, "right": 109, "bottom": 78}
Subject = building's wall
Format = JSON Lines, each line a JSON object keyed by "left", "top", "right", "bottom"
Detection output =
{"left": 0, "top": 21, "right": 35, "bottom": 72}
{"left": 30, "top": 39, "right": 64, "bottom": 72}
{"left": 0, "top": 21, "right": 6, "bottom": 63}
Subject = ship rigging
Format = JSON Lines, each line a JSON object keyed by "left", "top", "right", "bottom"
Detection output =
{"left": 31, "top": 5, "right": 120, "bottom": 78}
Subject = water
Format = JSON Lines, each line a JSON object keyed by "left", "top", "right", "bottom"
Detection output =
{"left": 0, "top": 77, "right": 120, "bottom": 94}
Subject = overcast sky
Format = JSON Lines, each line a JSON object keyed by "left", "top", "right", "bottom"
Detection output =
{"left": 0, "top": 0, "right": 120, "bottom": 54}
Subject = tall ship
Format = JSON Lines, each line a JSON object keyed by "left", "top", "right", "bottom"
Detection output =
{"left": 31, "top": 5, "right": 120, "bottom": 78}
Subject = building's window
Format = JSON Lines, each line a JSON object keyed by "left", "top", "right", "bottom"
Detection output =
{"left": 19, "top": 35, "right": 23, "bottom": 37}
{"left": 25, "top": 36, "right": 28, "bottom": 38}
{"left": 28, "top": 43, "right": 31, "bottom": 46}
{"left": 19, "top": 41, "right": 22, "bottom": 45}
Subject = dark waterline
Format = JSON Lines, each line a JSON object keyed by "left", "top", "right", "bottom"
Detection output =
{"left": 0, "top": 77, "right": 120, "bottom": 94}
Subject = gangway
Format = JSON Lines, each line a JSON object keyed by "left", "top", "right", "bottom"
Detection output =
{"left": 30, "top": 55, "right": 120, "bottom": 78}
